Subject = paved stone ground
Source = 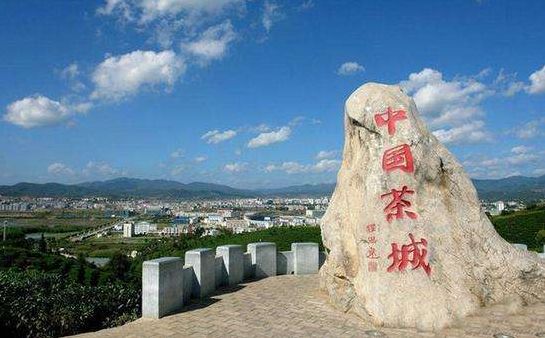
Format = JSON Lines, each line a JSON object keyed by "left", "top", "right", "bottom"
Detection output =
{"left": 73, "top": 275, "right": 545, "bottom": 338}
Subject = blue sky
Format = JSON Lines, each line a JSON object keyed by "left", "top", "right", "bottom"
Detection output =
{"left": 1, "top": 0, "right": 545, "bottom": 188}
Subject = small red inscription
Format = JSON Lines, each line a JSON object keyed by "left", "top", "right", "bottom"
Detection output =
{"left": 368, "top": 260, "right": 378, "bottom": 272}
{"left": 367, "top": 247, "right": 379, "bottom": 259}
{"left": 365, "top": 223, "right": 379, "bottom": 272}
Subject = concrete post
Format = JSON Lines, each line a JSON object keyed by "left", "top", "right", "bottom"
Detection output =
{"left": 142, "top": 257, "right": 184, "bottom": 319}
{"left": 243, "top": 252, "right": 253, "bottom": 279}
{"left": 292, "top": 242, "right": 319, "bottom": 275}
{"left": 216, "top": 245, "right": 243, "bottom": 286}
{"left": 276, "top": 251, "right": 294, "bottom": 275}
{"left": 513, "top": 243, "right": 528, "bottom": 251}
{"left": 214, "top": 256, "right": 224, "bottom": 288}
{"left": 185, "top": 248, "right": 215, "bottom": 298}
{"left": 182, "top": 265, "right": 194, "bottom": 304}
{"left": 248, "top": 242, "right": 277, "bottom": 278}
{"left": 319, "top": 251, "right": 327, "bottom": 268}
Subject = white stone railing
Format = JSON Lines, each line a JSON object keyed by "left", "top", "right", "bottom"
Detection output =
{"left": 513, "top": 243, "right": 545, "bottom": 259}
{"left": 142, "top": 242, "right": 326, "bottom": 319}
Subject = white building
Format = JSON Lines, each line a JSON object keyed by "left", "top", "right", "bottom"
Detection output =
{"left": 206, "top": 214, "right": 224, "bottom": 224}
{"left": 494, "top": 201, "right": 505, "bottom": 213}
{"left": 306, "top": 209, "right": 326, "bottom": 219}
{"left": 134, "top": 221, "right": 157, "bottom": 235}
{"left": 123, "top": 222, "right": 135, "bottom": 238}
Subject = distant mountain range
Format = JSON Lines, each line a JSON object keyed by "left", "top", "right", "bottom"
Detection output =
{"left": 1, "top": 176, "right": 545, "bottom": 201}
{"left": 0, "top": 178, "right": 254, "bottom": 199}
{"left": 472, "top": 175, "right": 545, "bottom": 201}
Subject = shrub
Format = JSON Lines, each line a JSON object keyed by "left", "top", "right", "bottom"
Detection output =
{"left": 492, "top": 209, "right": 545, "bottom": 251}
{"left": 536, "top": 229, "right": 545, "bottom": 248}
{"left": 0, "top": 269, "right": 140, "bottom": 338}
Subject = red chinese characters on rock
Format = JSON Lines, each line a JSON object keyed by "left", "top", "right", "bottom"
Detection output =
{"left": 382, "top": 144, "right": 414, "bottom": 173}
{"left": 372, "top": 106, "right": 432, "bottom": 276}
{"left": 374, "top": 107, "right": 408, "bottom": 136}
{"left": 380, "top": 185, "right": 418, "bottom": 223}
{"left": 387, "top": 233, "right": 431, "bottom": 276}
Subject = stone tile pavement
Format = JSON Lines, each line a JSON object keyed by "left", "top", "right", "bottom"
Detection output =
{"left": 72, "top": 275, "right": 545, "bottom": 338}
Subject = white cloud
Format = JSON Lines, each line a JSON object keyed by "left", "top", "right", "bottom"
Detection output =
{"left": 315, "top": 150, "right": 338, "bottom": 160}
{"left": 299, "top": 0, "right": 314, "bottom": 11}
{"left": 224, "top": 162, "right": 247, "bottom": 172}
{"left": 533, "top": 168, "right": 545, "bottom": 176}
{"left": 265, "top": 159, "right": 340, "bottom": 174}
{"left": 83, "top": 161, "right": 123, "bottom": 177}
{"left": 201, "top": 129, "right": 237, "bottom": 144}
{"left": 433, "top": 121, "right": 492, "bottom": 144}
{"left": 60, "top": 63, "right": 80, "bottom": 79}
{"left": 60, "top": 62, "right": 86, "bottom": 92}
{"left": 181, "top": 20, "right": 236, "bottom": 64}
{"left": 505, "top": 146, "right": 538, "bottom": 165}
{"left": 503, "top": 81, "right": 525, "bottom": 97}
{"left": 170, "top": 164, "right": 185, "bottom": 176}
{"left": 510, "top": 118, "right": 545, "bottom": 139}
{"left": 249, "top": 123, "right": 270, "bottom": 133}
{"left": 97, "top": 0, "right": 131, "bottom": 17}
{"left": 493, "top": 69, "right": 524, "bottom": 97}
{"left": 400, "top": 68, "right": 494, "bottom": 145}
{"left": 262, "top": 1, "right": 282, "bottom": 33}
{"left": 313, "top": 159, "right": 341, "bottom": 172}
{"left": 47, "top": 162, "right": 75, "bottom": 176}
{"left": 91, "top": 50, "right": 185, "bottom": 101}
{"left": 194, "top": 155, "right": 207, "bottom": 162}
{"left": 3, "top": 95, "right": 77, "bottom": 128}
{"left": 337, "top": 62, "right": 365, "bottom": 76}
{"left": 265, "top": 161, "right": 306, "bottom": 174}
{"left": 170, "top": 148, "right": 184, "bottom": 158}
{"left": 98, "top": 0, "right": 246, "bottom": 24}
{"left": 527, "top": 65, "right": 545, "bottom": 94}
{"left": 247, "top": 126, "right": 291, "bottom": 148}
{"left": 401, "top": 68, "right": 492, "bottom": 127}
{"left": 463, "top": 145, "right": 542, "bottom": 179}
{"left": 511, "top": 145, "right": 530, "bottom": 154}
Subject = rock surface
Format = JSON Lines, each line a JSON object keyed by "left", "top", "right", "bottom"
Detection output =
{"left": 319, "top": 82, "right": 545, "bottom": 331}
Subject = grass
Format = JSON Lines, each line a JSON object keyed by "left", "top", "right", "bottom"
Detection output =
{"left": 56, "top": 235, "right": 150, "bottom": 258}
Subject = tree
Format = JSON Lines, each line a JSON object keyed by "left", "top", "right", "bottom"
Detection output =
{"left": 535, "top": 229, "right": 545, "bottom": 247}
{"left": 38, "top": 233, "right": 47, "bottom": 253}
{"left": 107, "top": 252, "right": 131, "bottom": 281}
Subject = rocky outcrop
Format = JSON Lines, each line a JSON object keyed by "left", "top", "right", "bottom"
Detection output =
{"left": 320, "top": 83, "right": 545, "bottom": 331}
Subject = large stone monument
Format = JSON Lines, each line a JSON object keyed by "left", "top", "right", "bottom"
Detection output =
{"left": 320, "top": 83, "right": 545, "bottom": 330}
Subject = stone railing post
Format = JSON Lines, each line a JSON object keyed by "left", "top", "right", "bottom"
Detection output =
{"left": 243, "top": 252, "right": 253, "bottom": 279}
{"left": 216, "top": 245, "right": 243, "bottom": 286}
{"left": 292, "top": 242, "right": 319, "bottom": 275}
{"left": 277, "top": 251, "right": 294, "bottom": 275}
{"left": 248, "top": 242, "right": 277, "bottom": 278}
{"left": 185, "top": 248, "right": 215, "bottom": 298}
{"left": 142, "top": 257, "right": 184, "bottom": 319}
{"left": 513, "top": 243, "right": 528, "bottom": 251}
